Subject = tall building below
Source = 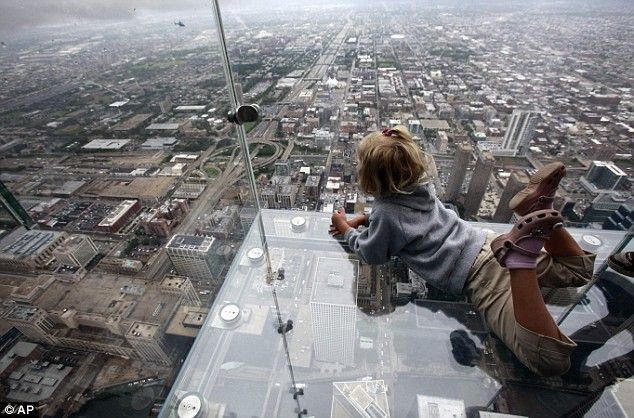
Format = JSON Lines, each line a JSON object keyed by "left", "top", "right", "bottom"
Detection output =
{"left": 501, "top": 110, "right": 540, "bottom": 156}
{"left": 463, "top": 151, "right": 495, "bottom": 219}
{"left": 310, "top": 257, "right": 358, "bottom": 366}
{"left": 166, "top": 234, "right": 217, "bottom": 281}
{"left": 53, "top": 234, "right": 98, "bottom": 268}
{"left": 493, "top": 171, "right": 530, "bottom": 223}
{"left": 125, "top": 322, "right": 171, "bottom": 365}
{"left": 160, "top": 275, "right": 201, "bottom": 306}
{"left": 581, "top": 161, "right": 627, "bottom": 192}
{"left": 444, "top": 143, "right": 473, "bottom": 202}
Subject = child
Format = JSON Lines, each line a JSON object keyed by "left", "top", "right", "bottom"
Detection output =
{"left": 329, "top": 126, "right": 596, "bottom": 377}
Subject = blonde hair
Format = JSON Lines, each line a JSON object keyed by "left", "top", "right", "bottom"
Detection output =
{"left": 357, "top": 125, "right": 427, "bottom": 196}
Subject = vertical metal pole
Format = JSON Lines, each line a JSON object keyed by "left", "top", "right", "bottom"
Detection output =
{"left": 210, "top": 0, "right": 274, "bottom": 282}
{"left": 209, "top": 4, "right": 305, "bottom": 415}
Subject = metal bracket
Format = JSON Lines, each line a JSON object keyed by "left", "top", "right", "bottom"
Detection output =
{"left": 227, "top": 104, "right": 260, "bottom": 125}
{"left": 277, "top": 319, "right": 293, "bottom": 334}
{"left": 293, "top": 388, "right": 304, "bottom": 400}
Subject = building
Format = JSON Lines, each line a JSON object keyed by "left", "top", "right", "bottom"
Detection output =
{"left": 409, "top": 119, "right": 421, "bottom": 135}
{"left": 0, "top": 230, "right": 67, "bottom": 271}
{"left": 305, "top": 175, "right": 322, "bottom": 198}
{"left": 357, "top": 264, "right": 384, "bottom": 311}
{"left": 97, "top": 257, "right": 143, "bottom": 275}
{"left": 501, "top": 110, "right": 540, "bottom": 156}
{"left": 141, "top": 137, "right": 179, "bottom": 150}
{"left": 260, "top": 177, "right": 297, "bottom": 210}
{"left": 125, "top": 322, "right": 171, "bottom": 365}
{"left": 139, "top": 199, "right": 189, "bottom": 237}
{"left": 463, "top": 151, "right": 495, "bottom": 219}
{"left": 417, "top": 395, "right": 465, "bottom": 418}
{"left": 420, "top": 119, "right": 451, "bottom": 132}
{"left": 260, "top": 187, "right": 277, "bottom": 209}
{"left": 581, "top": 161, "right": 627, "bottom": 192}
{"left": 331, "top": 380, "right": 390, "bottom": 418}
{"left": 166, "top": 234, "right": 218, "bottom": 282}
{"left": 277, "top": 185, "right": 298, "bottom": 209}
{"left": 81, "top": 139, "right": 131, "bottom": 151}
{"left": 159, "top": 275, "right": 201, "bottom": 306}
{"left": 53, "top": 234, "right": 98, "bottom": 268}
{"left": 274, "top": 160, "right": 291, "bottom": 177}
{"left": 314, "top": 129, "right": 333, "bottom": 149}
{"left": 444, "top": 143, "right": 473, "bottom": 202}
{"left": 97, "top": 178, "right": 177, "bottom": 205}
{"left": 1, "top": 273, "right": 184, "bottom": 363}
{"left": 96, "top": 200, "right": 140, "bottom": 233}
{"left": 2, "top": 306, "right": 57, "bottom": 345}
{"left": 310, "top": 257, "right": 358, "bottom": 366}
{"left": 159, "top": 97, "right": 173, "bottom": 114}
{"left": 435, "top": 131, "right": 448, "bottom": 153}
{"left": 238, "top": 207, "right": 257, "bottom": 234}
{"left": 112, "top": 114, "right": 153, "bottom": 132}
{"left": 603, "top": 204, "right": 633, "bottom": 230}
{"left": 493, "top": 171, "right": 530, "bottom": 223}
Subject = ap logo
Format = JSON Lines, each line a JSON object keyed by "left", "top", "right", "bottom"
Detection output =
{"left": 1, "top": 403, "right": 36, "bottom": 416}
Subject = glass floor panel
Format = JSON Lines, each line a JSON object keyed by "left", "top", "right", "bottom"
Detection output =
{"left": 161, "top": 210, "right": 633, "bottom": 418}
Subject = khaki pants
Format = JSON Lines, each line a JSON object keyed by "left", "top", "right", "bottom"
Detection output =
{"left": 464, "top": 233, "right": 596, "bottom": 377}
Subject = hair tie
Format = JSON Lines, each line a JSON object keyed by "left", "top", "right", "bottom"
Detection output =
{"left": 382, "top": 128, "right": 394, "bottom": 137}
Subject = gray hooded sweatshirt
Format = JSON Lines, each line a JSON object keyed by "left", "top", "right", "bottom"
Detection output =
{"left": 344, "top": 184, "right": 487, "bottom": 295}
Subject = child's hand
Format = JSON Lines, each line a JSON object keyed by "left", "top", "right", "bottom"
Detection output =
{"left": 329, "top": 209, "right": 351, "bottom": 236}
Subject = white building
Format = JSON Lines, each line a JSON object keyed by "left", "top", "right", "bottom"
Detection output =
{"left": 53, "top": 235, "right": 98, "bottom": 268}
{"left": 310, "top": 257, "right": 358, "bottom": 366}
{"left": 501, "top": 110, "right": 540, "bottom": 156}
{"left": 166, "top": 234, "right": 217, "bottom": 281}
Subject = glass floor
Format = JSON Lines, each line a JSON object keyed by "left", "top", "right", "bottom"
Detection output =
{"left": 161, "top": 210, "right": 633, "bottom": 418}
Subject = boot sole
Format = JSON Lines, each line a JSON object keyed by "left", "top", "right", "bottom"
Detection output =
{"left": 491, "top": 209, "right": 564, "bottom": 268}
{"left": 509, "top": 162, "right": 566, "bottom": 215}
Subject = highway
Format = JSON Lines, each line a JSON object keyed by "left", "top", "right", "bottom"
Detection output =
{"left": 147, "top": 20, "right": 352, "bottom": 282}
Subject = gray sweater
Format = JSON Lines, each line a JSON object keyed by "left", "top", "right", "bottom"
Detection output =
{"left": 344, "top": 184, "right": 487, "bottom": 295}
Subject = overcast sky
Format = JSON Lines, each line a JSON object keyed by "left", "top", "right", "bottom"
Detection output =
{"left": 0, "top": 0, "right": 208, "bottom": 31}
{"left": 0, "top": 0, "right": 627, "bottom": 32}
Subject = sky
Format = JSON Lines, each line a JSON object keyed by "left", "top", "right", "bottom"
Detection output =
{"left": 0, "top": 0, "right": 205, "bottom": 31}
{"left": 0, "top": 0, "right": 629, "bottom": 32}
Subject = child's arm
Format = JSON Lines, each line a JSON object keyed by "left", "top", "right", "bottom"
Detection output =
{"left": 338, "top": 209, "right": 407, "bottom": 264}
